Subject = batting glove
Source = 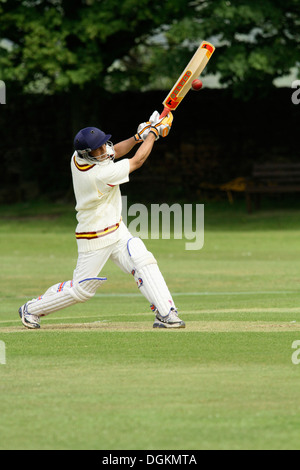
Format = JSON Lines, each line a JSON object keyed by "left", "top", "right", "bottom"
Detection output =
{"left": 148, "top": 110, "right": 160, "bottom": 124}
{"left": 134, "top": 121, "right": 152, "bottom": 143}
{"left": 135, "top": 110, "right": 163, "bottom": 142}
{"left": 150, "top": 111, "right": 173, "bottom": 138}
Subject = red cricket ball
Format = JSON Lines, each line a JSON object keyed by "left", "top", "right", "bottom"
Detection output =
{"left": 192, "top": 79, "right": 203, "bottom": 91}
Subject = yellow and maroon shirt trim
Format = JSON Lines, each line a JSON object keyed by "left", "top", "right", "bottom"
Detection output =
{"left": 73, "top": 155, "right": 95, "bottom": 172}
{"left": 76, "top": 219, "right": 121, "bottom": 240}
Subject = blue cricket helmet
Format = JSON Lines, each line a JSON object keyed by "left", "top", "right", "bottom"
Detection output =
{"left": 74, "top": 127, "right": 111, "bottom": 151}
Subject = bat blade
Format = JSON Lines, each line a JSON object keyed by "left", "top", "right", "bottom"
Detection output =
{"left": 160, "top": 41, "right": 215, "bottom": 118}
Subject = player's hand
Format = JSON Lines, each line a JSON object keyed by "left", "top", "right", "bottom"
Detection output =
{"left": 147, "top": 110, "right": 161, "bottom": 140}
{"left": 148, "top": 110, "right": 160, "bottom": 124}
{"left": 151, "top": 112, "right": 173, "bottom": 138}
{"left": 135, "top": 108, "right": 163, "bottom": 141}
{"left": 134, "top": 121, "right": 152, "bottom": 143}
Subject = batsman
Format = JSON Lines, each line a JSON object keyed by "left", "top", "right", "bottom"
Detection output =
{"left": 19, "top": 111, "right": 185, "bottom": 329}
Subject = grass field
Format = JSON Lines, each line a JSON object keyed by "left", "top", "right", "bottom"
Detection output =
{"left": 1, "top": 199, "right": 300, "bottom": 450}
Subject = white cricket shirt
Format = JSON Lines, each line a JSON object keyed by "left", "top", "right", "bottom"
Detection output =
{"left": 71, "top": 152, "right": 130, "bottom": 252}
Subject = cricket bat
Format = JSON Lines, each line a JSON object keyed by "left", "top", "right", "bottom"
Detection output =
{"left": 159, "top": 41, "right": 215, "bottom": 118}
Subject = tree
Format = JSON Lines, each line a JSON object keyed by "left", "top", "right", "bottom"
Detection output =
{"left": 0, "top": 0, "right": 299, "bottom": 98}
{"left": 141, "top": 0, "right": 300, "bottom": 97}
{"left": 0, "top": 0, "right": 194, "bottom": 93}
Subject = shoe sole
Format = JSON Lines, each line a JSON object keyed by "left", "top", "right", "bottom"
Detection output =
{"left": 153, "top": 321, "right": 186, "bottom": 329}
{"left": 19, "top": 307, "right": 40, "bottom": 329}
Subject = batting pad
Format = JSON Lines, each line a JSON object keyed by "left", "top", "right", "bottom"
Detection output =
{"left": 137, "top": 264, "right": 176, "bottom": 317}
{"left": 27, "top": 277, "right": 107, "bottom": 317}
{"left": 127, "top": 237, "right": 176, "bottom": 317}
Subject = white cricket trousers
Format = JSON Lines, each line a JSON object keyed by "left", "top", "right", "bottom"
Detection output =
{"left": 27, "top": 224, "right": 176, "bottom": 318}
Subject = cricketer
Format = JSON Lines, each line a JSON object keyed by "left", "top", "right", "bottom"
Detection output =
{"left": 19, "top": 111, "right": 185, "bottom": 330}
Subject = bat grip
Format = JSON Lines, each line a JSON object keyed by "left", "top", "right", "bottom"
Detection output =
{"left": 159, "top": 107, "right": 170, "bottom": 119}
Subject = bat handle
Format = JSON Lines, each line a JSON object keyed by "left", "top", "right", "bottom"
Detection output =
{"left": 159, "top": 107, "right": 171, "bottom": 119}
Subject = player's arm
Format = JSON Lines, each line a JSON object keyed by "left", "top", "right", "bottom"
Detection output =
{"left": 113, "top": 118, "right": 156, "bottom": 160}
{"left": 129, "top": 131, "right": 157, "bottom": 173}
{"left": 129, "top": 112, "right": 173, "bottom": 173}
{"left": 114, "top": 110, "right": 172, "bottom": 160}
{"left": 114, "top": 137, "right": 140, "bottom": 160}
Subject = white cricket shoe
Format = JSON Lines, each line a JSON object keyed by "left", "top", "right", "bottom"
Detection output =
{"left": 153, "top": 307, "right": 185, "bottom": 329}
{"left": 19, "top": 302, "right": 40, "bottom": 329}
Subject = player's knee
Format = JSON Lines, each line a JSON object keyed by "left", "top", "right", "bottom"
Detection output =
{"left": 69, "top": 277, "right": 107, "bottom": 302}
{"left": 127, "top": 237, "right": 157, "bottom": 271}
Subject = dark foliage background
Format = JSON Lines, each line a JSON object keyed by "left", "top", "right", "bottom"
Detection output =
{"left": 0, "top": 86, "right": 298, "bottom": 204}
